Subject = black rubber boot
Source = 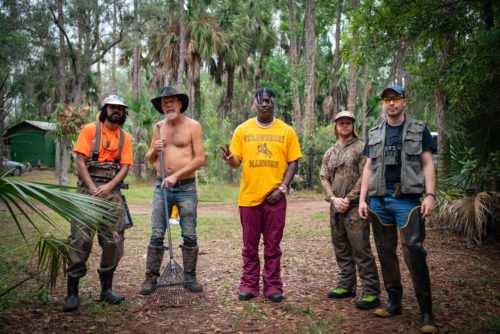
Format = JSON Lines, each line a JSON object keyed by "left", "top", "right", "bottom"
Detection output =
{"left": 374, "top": 287, "right": 402, "bottom": 317}
{"left": 139, "top": 246, "right": 164, "bottom": 295}
{"left": 401, "top": 210, "right": 437, "bottom": 333}
{"left": 99, "top": 272, "right": 125, "bottom": 304}
{"left": 63, "top": 276, "right": 80, "bottom": 312}
{"left": 181, "top": 245, "right": 203, "bottom": 293}
{"left": 370, "top": 211, "right": 403, "bottom": 317}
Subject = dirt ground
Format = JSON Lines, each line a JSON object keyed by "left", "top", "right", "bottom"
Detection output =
{"left": 1, "top": 199, "right": 499, "bottom": 334}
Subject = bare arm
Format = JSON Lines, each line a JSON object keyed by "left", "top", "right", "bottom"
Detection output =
{"left": 220, "top": 144, "right": 241, "bottom": 168}
{"left": 420, "top": 150, "right": 436, "bottom": 218}
{"left": 266, "top": 159, "right": 299, "bottom": 204}
{"left": 145, "top": 123, "right": 161, "bottom": 164}
{"left": 358, "top": 157, "right": 372, "bottom": 219}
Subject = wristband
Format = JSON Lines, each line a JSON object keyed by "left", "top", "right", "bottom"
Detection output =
{"left": 278, "top": 184, "right": 288, "bottom": 193}
{"left": 424, "top": 192, "right": 436, "bottom": 199}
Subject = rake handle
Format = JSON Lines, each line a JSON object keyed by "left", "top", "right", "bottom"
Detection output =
{"left": 156, "top": 124, "right": 175, "bottom": 261}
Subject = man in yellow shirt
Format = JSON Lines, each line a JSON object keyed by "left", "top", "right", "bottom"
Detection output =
{"left": 220, "top": 87, "right": 302, "bottom": 302}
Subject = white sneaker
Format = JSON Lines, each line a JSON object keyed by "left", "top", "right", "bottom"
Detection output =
{"left": 169, "top": 218, "right": 179, "bottom": 225}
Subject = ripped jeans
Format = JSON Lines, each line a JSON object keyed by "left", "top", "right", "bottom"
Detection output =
{"left": 149, "top": 178, "right": 198, "bottom": 248}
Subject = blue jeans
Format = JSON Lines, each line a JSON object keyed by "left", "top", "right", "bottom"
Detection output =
{"left": 149, "top": 178, "right": 198, "bottom": 248}
{"left": 369, "top": 188, "right": 421, "bottom": 228}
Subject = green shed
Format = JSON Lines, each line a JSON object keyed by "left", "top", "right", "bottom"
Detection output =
{"left": 3, "top": 121, "right": 56, "bottom": 167}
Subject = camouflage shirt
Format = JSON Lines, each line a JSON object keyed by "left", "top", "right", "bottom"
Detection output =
{"left": 320, "top": 137, "right": 366, "bottom": 203}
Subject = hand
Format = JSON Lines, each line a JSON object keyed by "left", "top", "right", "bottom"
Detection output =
{"left": 331, "top": 196, "right": 349, "bottom": 213}
{"left": 219, "top": 144, "right": 233, "bottom": 161}
{"left": 93, "top": 183, "right": 113, "bottom": 198}
{"left": 421, "top": 195, "right": 435, "bottom": 219}
{"left": 358, "top": 200, "right": 369, "bottom": 220}
{"left": 161, "top": 174, "right": 178, "bottom": 188}
{"left": 155, "top": 138, "right": 165, "bottom": 152}
{"left": 265, "top": 188, "right": 283, "bottom": 205}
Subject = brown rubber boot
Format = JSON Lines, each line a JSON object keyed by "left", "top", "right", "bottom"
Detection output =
{"left": 139, "top": 246, "right": 165, "bottom": 295}
{"left": 181, "top": 245, "right": 203, "bottom": 293}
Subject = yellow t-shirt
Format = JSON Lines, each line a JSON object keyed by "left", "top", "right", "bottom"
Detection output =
{"left": 230, "top": 118, "right": 302, "bottom": 207}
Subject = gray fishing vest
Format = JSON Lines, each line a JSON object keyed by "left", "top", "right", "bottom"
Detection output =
{"left": 366, "top": 116, "right": 425, "bottom": 196}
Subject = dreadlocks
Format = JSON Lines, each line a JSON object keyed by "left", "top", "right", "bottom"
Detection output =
{"left": 253, "top": 87, "right": 276, "bottom": 109}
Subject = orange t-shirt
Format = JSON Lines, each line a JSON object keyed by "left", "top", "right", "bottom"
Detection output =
{"left": 73, "top": 123, "right": 134, "bottom": 165}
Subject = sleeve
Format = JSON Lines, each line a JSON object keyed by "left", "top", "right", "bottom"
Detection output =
{"left": 362, "top": 141, "right": 370, "bottom": 156}
{"left": 73, "top": 123, "right": 95, "bottom": 157}
{"left": 229, "top": 126, "right": 243, "bottom": 161}
{"left": 120, "top": 132, "right": 134, "bottom": 165}
{"left": 286, "top": 128, "right": 303, "bottom": 162}
{"left": 319, "top": 149, "right": 332, "bottom": 180}
{"left": 422, "top": 127, "right": 437, "bottom": 154}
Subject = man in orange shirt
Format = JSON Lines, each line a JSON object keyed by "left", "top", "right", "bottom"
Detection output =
{"left": 63, "top": 95, "right": 133, "bottom": 312}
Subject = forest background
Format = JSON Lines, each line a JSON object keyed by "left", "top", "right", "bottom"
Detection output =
{"left": 1, "top": 0, "right": 498, "bottom": 194}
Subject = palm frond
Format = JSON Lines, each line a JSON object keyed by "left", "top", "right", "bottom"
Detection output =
{"left": 439, "top": 191, "right": 500, "bottom": 244}
{"left": 0, "top": 178, "right": 120, "bottom": 240}
{"left": 35, "top": 235, "right": 68, "bottom": 289}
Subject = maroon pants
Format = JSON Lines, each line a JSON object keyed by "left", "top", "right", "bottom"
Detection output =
{"left": 239, "top": 196, "right": 286, "bottom": 297}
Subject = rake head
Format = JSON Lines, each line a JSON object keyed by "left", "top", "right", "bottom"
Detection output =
{"left": 146, "top": 259, "right": 207, "bottom": 307}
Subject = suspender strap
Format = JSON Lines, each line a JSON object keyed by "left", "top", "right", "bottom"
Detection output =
{"left": 90, "top": 122, "right": 124, "bottom": 164}
{"left": 91, "top": 122, "right": 101, "bottom": 161}
{"left": 115, "top": 128, "right": 125, "bottom": 164}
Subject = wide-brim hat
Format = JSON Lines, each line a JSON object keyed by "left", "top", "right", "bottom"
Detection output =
{"left": 381, "top": 85, "right": 406, "bottom": 98}
{"left": 334, "top": 110, "right": 355, "bottom": 122}
{"left": 102, "top": 95, "right": 129, "bottom": 108}
{"left": 151, "top": 87, "right": 189, "bottom": 114}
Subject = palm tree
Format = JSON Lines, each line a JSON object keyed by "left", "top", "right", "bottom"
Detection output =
{"left": 0, "top": 177, "right": 119, "bottom": 290}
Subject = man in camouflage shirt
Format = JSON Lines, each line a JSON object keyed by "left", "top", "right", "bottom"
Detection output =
{"left": 320, "top": 111, "right": 380, "bottom": 310}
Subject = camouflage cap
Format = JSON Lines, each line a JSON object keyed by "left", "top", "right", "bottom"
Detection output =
{"left": 334, "top": 110, "right": 355, "bottom": 122}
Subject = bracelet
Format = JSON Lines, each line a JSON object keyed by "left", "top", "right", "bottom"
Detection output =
{"left": 278, "top": 184, "right": 288, "bottom": 193}
{"left": 424, "top": 192, "right": 436, "bottom": 199}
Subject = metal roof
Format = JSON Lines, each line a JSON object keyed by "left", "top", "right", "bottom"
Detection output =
{"left": 21, "top": 121, "right": 56, "bottom": 131}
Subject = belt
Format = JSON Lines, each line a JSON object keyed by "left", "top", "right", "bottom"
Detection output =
{"left": 156, "top": 177, "right": 196, "bottom": 188}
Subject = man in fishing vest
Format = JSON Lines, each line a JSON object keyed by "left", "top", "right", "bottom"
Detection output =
{"left": 358, "top": 85, "right": 438, "bottom": 333}
{"left": 63, "top": 95, "right": 134, "bottom": 312}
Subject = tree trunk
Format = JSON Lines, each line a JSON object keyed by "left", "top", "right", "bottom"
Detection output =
{"left": 132, "top": 0, "right": 140, "bottom": 100}
{"left": 435, "top": 89, "right": 447, "bottom": 176}
{"left": 55, "top": 138, "right": 61, "bottom": 179}
{"left": 288, "top": 0, "right": 303, "bottom": 137}
{"left": 177, "top": 0, "right": 186, "bottom": 92}
{"left": 346, "top": 0, "right": 360, "bottom": 112}
{"left": 361, "top": 61, "right": 370, "bottom": 141}
{"left": 303, "top": 0, "right": 316, "bottom": 136}
{"left": 481, "top": 0, "right": 494, "bottom": 30}
{"left": 331, "top": 0, "right": 342, "bottom": 120}
{"left": 59, "top": 138, "right": 70, "bottom": 185}
{"left": 303, "top": 0, "right": 316, "bottom": 188}
{"left": 223, "top": 65, "right": 235, "bottom": 122}
{"left": 111, "top": 0, "right": 117, "bottom": 94}
{"left": 57, "top": 0, "right": 66, "bottom": 103}
{"left": 132, "top": 0, "right": 142, "bottom": 181}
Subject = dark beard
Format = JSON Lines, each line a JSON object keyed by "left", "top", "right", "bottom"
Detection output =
{"left": 107, "top": 112, "right": 122, "bottom": 124}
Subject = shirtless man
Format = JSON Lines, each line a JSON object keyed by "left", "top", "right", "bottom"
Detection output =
{"left": 139, "top": 87, "right": 205, "bottom": 295}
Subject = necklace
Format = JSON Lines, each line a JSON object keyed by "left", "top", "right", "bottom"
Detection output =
{"left": 102, "top": 126, "right": 118, "bottom": 150}
{"left": 255, "top": 117, "right": 275, "bottom": 129}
